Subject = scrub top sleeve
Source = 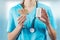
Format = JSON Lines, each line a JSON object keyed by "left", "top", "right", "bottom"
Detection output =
{"left": 48, "top": 8, "right": 57, "bottom": 30}
{"left": 7, "top": 8, "right": 15, "bottom": 32}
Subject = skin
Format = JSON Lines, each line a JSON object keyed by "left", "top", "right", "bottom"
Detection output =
{"left": 38, "top": 8, "right": 56, "bottom": 40}
{"left": 8, "top": 0, "right": 56, "bottom": 40}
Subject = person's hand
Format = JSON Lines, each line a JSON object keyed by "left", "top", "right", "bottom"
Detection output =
{"left": 38, "top": 8, "right": 50, "bottom": 25}
{"left": 17, "top": 16, "right": 26, "bottom": 28}
{"left": 19, "top": 8, "right": 28, "bottom": 16}
{"left": 38, "top": 8, "right": 56, "bottom": 40}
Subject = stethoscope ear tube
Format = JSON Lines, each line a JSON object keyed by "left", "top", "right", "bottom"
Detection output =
{"left": 29, "top": 2, "right": 38, "bottom": 33}
{"left": 31, "top": 1, "right": 38, "bottom": 27}
{"left": 31, "top": 17, "right": 36, "bottom": 28}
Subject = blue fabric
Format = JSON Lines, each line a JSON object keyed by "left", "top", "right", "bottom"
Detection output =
{"left": 7, "top": 2, "right": 56, "bottom": 40}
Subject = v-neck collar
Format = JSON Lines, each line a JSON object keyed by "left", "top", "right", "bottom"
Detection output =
{"left": 19, "top": 4, "right": 36, "bottom": 16}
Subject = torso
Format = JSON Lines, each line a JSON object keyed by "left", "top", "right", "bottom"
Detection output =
{"left": 12, "top": 2, "right": 49, "bottom": 40}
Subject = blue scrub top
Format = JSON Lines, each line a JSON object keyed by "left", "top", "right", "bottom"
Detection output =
{"left": 7, "top": 2, "right": 56, "bottom": 40}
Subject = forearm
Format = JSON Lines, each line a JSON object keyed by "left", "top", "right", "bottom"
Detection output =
{"left": 46, "top": 23, "right": 56, "bottom": 40}
{"left": 8, "top": 25, "right": 23, "bottom": 40}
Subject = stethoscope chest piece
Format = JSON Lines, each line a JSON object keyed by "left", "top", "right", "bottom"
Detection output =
{"left": 30, "top": 28, "right": 35, "bottom": 33}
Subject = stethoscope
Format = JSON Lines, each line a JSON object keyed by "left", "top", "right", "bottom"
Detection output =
{"left": 21, "top": 2, "right": 38, "bottom": 33}
{"left": 29, "top": 2, "right": 38, "bottom": 33}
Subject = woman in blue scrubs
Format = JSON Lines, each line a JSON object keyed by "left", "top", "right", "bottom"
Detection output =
{"left": 7, "top": 0, "right": 56, "bottom": 40}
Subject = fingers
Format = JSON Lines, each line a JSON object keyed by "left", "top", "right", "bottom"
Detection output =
{"left": 41, "top": 8, "right": 48, "bottom": 17}
{"left": 38, "top": 17, "right": 46, "bottom": 23}
{"left": 17, "top": 16, "right": 26, "bottom": 24}
{"left": 41, "top": 14, "right": 48, "bottom": 21}
{"left": 38, "top": 8, "right": 49, "bottom": 23}
{"left": 18, "top": 16, "right": 23, "bottom": 21}
{"left": 18, "top": 17, "right": 26, "bottom": 24}
{"left": 41, "top": 8, "right": 46, "bottom": 15}
{"left": 41, "top": 8, "right": 48, "bottom": 21}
